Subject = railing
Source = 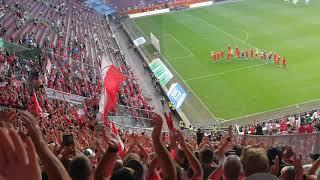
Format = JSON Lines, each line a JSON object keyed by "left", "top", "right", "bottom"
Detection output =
{"left": 109, "top": 115, "right": 153, "bottom": 128}
{"left": 235, "top": 133, "right": 320, "bottom": 164}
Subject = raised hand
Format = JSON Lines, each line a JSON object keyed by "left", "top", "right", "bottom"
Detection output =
{"left": 103, "top": 130, "right": 119, "bottom": 151}
{"left": 151, "top": 113, "right": 163, "bottom": 128}
{"left": 293, "top": 153, "right": 304, "bottom": 180}
{"left": 228, "top": 125, "right": 233, "bottom": 140}
{"left": 19, "top": 111, "right": 43, "bottom": 143}
{"left": 0, "top": 128, "right": 41, "bottom": 180}
{"left": 0, "top": 110, "right": 16, "bottom": 123}
{"left": 269, "top": 155, "right": 279, "bottom": 175}
{"left": 19, "top": 111, "right": 71, "bottom": 180}
{"left": 175, "top": 130, "right": 185, "bottom": 146}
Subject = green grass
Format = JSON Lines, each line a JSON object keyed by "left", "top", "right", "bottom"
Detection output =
{"left": 134, "top": 0, "right": 320, "bottom": 120}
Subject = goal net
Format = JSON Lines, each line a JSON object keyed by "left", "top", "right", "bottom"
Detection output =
{"left": 150, "top": 33, "right": 160, "bottom": 53}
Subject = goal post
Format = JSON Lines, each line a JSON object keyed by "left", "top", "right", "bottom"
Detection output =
{"left": 150, "top": 32, "right": 161, "bottom": 53}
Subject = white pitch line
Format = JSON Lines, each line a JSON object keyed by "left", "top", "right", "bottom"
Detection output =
{"left": 186, "top": 63, "right": 268, "bottom": 82}
{"left": 223, "top": 99, "right": 320, "bottom": 122}
{"left": 194, "top": 17, "right": 258, "bottom": 49}
{"left": 242, "top": 30, "right": 249, "bottom": 42}
{"left": 170, "top": 54, "right": 193, "bottom": 61}
{"left": 166, "top": 33, "right": 194, "bottom": 56}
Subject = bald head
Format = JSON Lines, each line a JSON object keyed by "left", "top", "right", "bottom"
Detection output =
{"left": 223, "top": 155, "right": 242, "bottom": 180}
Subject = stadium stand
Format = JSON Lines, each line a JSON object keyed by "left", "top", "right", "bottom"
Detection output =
{"left": 0, "top": 0, "right": 320, "bottom": 180}
{"left": 106, "top": 0, "right": 209, "bottom": 14}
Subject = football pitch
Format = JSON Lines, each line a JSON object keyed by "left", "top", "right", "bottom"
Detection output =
{"left": 133, "top": 0, "right": 320, "bottom": 120}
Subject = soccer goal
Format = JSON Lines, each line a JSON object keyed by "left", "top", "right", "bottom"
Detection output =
{"left": 150, "top": 32, "right": 161, "bottom": 53}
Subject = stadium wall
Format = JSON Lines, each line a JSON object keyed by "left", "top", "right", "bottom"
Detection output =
{"left": 129, "top": 9, "right": 170, "bottom": 18}
{"left": 189, "top": 1, "right": 213, "bottom": 8}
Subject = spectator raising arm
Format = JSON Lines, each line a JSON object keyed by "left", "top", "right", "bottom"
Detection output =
{"left": 0, "top": 128, "right": 41, "bottom": 180}
{"left": 175, "top": 130, "right": 203, "bottom": 180}
{"left": 307, "top": 156, "right": 320, "bottom": 175}
{"left": 208, "top": 165, "right": 223, "bottom": 180}
{"left": 269, "top": 155, "right": 279, "bottom": 176}
{"left": 293, "top": 154, "right": 304, "bottom": 180}
{"left": 241, "top": 127, "right": 247, "bottom": 146}
{"left": 151, "top": 113, "right": 177, "bottom": 180}
{"left": 20, "top": 111, "right": 71, "bottom": 180}
{"left": 94, "top": 130, "right": 119, "bottom": 180}
{"left": 217, "top": 126, "right": 233, "bottom": 158}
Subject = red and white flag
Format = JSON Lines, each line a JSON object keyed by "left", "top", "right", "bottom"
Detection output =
{"left": 111, "top": 122, "right": 125, "bottom": 156}
{"left": 32, "top": 91, "right": 43, "bottom": 115}
{"left": 98, "top": 65, "right": 124, "bottom": 124}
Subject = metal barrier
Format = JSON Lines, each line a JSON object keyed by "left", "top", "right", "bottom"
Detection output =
{"left": 109, "top": 115, "right": 153, "bottom": 128}
{"left": 237, "top": 133, "right": 320, "bottom": 164}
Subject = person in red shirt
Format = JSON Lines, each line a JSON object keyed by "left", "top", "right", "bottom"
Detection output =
{"left": 250, "top": 125, "right": 255, "bottom": 135}
{"left": 273, "top": 52, "right": 278, "bottom": 64}
{"left": 245, "top": 49, "right": 249, "bottom": 60}
{"left": 250, "top": 48, "right": 254, "bottom": 59}
{"left": 227, "top": 46, "right": 232, "bottom": 60}
{"left": 306, "top": 123, "right": 314, "bottom": 133}
{"left": 298, "top": 124, "right": 306, "bottom": 133}
{"left": 277, "top": 56, "right": 281, "bottom": 65}
{"left": 282, "top": 57, "right": 287, "bottom": 69}
{"left": 220, "top": 50, "right": 224, "bottom": 59}
{"left": 262, "top": 51, "right": 267, "bottom": 60}
{"left": 280, "top": 119, "right": 288, "bottom": 132}
{"left": 235, "top": 47, "right": 240, "bottom": 58}
{"left": 217, "top": 51, "right": 221, "bottom": 60}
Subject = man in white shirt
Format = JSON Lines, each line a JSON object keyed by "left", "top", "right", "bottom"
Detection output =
{"left": 265, "top": 122, "right": 271, "bottom": 134}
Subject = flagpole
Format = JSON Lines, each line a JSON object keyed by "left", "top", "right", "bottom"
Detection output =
{"left": 101, "top": 65, "right": 111, "bottom": 72}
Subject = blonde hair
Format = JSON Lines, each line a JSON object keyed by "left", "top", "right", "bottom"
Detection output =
{"left": 240, "top": 147, "right": 269, "bottom": 177}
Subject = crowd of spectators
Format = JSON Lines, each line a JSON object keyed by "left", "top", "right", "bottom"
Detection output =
{"left": 0, "top": 0, "right": 154, "bottom": 119}
{"left": 1, "top": 109, "right": 320, "bottom": 180}
{"left": 239, "top": 110, "right": 320, "bottom": 136}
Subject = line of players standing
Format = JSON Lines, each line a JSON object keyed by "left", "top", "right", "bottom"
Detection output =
{"left": 210, "top": 47, "right": 287, "bottom": 68}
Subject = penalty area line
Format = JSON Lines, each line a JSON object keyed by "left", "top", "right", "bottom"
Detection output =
{"left": 163, "top": 33, "right": 194, "bottom": 57}
{"left": 223, "top": 99, "right": 320, "bottom": 123}
{"left": 185, "top": 63, "right": 268, "bottom": 82}
{"left": 194, "top": 17, "right": 258, "bottom": 50}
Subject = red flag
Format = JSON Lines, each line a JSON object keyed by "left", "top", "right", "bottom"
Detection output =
{"left": 164, "top": 112, "right": 176, "bottom": 133}
{"left": 111, "top": 122, "right": 124, "bottom": 156}
{"left": 32, "top": 92, "right": 43, "bottom": 115}
{"left": 103, "top": 65, "right": 124, "bottom": 124}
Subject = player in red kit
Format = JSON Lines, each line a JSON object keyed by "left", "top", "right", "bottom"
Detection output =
{"left": 227, "top": 46, "right": 232, "bottom": 60}
{"left": 282, "top": 57, "right": 287, "bottom": 68}
{"left": 245, "top": 49, "right": 249, "bottom": 60}
{"left": 220, "top": 50, "right": 224, "bottom": 59}
{"left": 216, "top": 51, "right": 220, "bottom": 60}
{"left": 235, "top": 47, "right": 240, "bottom": 59}
{"left": 213, "top": 52, "right": 217, "bottom": 63}
{"left": 277, "top": 56, "right": 281, "bottom": 65}
{"left": 273, "top": 52, "right": 278, "bottom": 64}
{"left": 250, "top": 48, "right": 254, "bottom": 59}
{"left": 262, "top": 51, "right": 267, "bottom": 61}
